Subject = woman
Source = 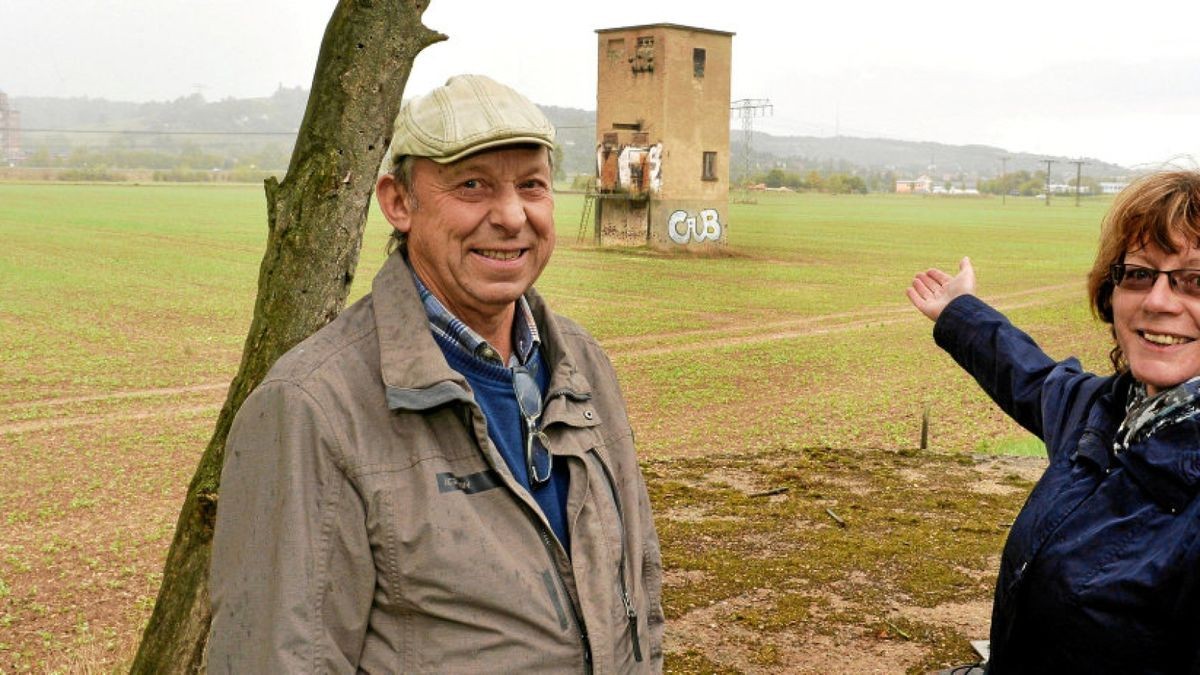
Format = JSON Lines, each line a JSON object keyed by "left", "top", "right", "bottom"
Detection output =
{"left": 907, "top": 170, "right": 1200, "bottom": 673}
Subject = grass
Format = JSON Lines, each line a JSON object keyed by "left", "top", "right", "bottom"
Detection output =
{"left": 0, "top": 182, "right": 1117, "bottom": 671}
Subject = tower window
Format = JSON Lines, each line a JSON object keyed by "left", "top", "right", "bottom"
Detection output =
{"left": 693, "top": 48, "right": 706, "bottom": 78}
{"left": 702, "top": 152, "right": 717, "bottom": 181}
{"left": 632, "top": 36, "right": 655, "bottom": 73}
{"left": 607, "top": 38, "right": 625, "bottom": 59}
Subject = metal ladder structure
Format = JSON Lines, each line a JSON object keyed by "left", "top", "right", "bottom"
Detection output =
{"left": 576, "top": 189, "right": 598, "bottom": 245}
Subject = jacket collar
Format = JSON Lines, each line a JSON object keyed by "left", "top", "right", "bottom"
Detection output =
{"left": 1074, "top": 373, "right": 1130, "bottom": 471}
{"left": 1077, "top": 372, "right": 1200, "bottom": 512}
{"left": 372, "top": 252, "right": 595, "bottom": 416}
{"left": 524, "top": 288, "right": 596, "bottom": 430}
{"left": 1121, "top": 421, "right": 1200, "bottom": 513}
{"left": 372, "top": 252, "right": 474, "bottom": 411}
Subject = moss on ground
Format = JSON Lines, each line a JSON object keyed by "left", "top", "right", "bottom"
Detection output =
{"left": 646, "top": 444, "right": 1032, "bottom": 672}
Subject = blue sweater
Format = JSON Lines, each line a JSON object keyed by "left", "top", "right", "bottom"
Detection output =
{"left": 434, "top": 333, "right": 571, "bottom": 553}
{"left": 935, "top": 294, "right": 1200, "bottom": 674}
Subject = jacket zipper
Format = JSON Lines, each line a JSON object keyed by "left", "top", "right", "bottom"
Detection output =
{"left": 532, "top": 506, "right": 592, "bottom": 667}
{"left": 594, "top": 452, "right": 644, "bottom": 663}
{"left": 528, "top": 503, "right": 593, "bottom": 673}
{"left": 463, "top": 402, "right": 593, "bottom": 672}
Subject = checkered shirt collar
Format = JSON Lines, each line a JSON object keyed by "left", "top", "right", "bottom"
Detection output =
{"left": 408, "top": 264, "right": 540, "bottom": 367}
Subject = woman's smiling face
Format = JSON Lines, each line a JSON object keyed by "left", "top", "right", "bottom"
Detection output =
{"left": 1112, "top": 237, "right": 1200, "bottom": 395}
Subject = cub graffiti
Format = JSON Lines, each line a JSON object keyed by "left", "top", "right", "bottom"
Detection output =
{"left": 667, "top": 209, "right": 723, "bottom": 244}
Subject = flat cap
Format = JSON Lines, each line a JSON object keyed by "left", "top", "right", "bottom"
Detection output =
{"left": 382, "top": 74, "right": 555, "bottom": 170}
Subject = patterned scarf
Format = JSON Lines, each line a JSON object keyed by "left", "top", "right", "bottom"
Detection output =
{"left": 1114, "top": 375, "right": 1200, "bottom": 454}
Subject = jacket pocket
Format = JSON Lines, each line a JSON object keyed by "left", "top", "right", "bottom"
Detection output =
{"left": 358, "top": 456, "right": 583, "bottom": 671}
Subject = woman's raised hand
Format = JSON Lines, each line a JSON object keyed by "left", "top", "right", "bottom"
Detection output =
{"left": 906, "top": 256, "right": 976, "bottom": 321}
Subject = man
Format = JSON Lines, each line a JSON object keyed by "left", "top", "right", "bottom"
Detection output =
{"left": 209, "top": 74, "right": 664, "bottom": 672}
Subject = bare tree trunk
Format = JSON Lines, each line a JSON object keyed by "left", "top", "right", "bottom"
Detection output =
{"left": 130, "top": 2, "right": 443, "bottom": 671}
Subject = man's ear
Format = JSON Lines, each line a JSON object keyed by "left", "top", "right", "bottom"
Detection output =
{"left": 376, "top": 173, "right": 413, "bottom": 234}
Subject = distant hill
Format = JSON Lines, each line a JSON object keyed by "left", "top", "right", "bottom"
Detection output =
{"left": 9, "top": 91, "right": 1129, "bottom": 180}
{"left": 15, "top": 87, "right": 308, "bottom": 134}
{"left": 544, "top": 108, "right": 1130, "bottom": 180}
{"left": 744, "top": 133, "right": 1129, "bottom": 180}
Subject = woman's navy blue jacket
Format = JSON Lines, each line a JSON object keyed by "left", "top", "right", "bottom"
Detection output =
{"left": 934, "top": 294, "right": 1200, "bottom": 674}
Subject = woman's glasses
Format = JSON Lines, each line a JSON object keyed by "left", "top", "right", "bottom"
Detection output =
{"left": 511, "top": 365, "right": 552, "bottom": 487}
{"left": 1110, "top": 263, "right": 1200, "bottom": 298}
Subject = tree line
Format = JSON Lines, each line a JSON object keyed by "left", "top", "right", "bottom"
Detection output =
{"left": 747, "top": 166, "right": 892, "bottom": 194}
{"left": 976, "top": 170, "right": 1102, "bottom": 196}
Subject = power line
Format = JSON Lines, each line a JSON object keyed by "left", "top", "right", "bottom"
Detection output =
{"left": 730, "top": 98, "right": 773, "bottom": 188}
{"left": 1068, "top": 159, "right": 1087, "bottom": 206}
{"left": 21, "top": 124, "right": 598, "bottom": 136}
{"left": 21, "top": 128, "right": 298, "bottom": 136}
{"left": 1043, "top": 159, "right": 1055, "bottom": 207}
{"left": 1000, "top": 156, "right": 1009, "bottom": 205}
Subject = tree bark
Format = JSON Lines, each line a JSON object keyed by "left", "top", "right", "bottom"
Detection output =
{"left": 130, "top": 2, "right": 443, "bottom": 671}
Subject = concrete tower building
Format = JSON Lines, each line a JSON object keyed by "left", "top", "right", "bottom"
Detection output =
{"left": 590, "top": 23, "right": 733, "bottom": 247}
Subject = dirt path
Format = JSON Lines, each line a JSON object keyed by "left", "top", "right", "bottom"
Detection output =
{"left": 0, "top": 383, "right": 227, "bottom": 413}
{"left": 0, "top": 402, "right": 222, "bottom": 435}
{"left": 608, "top": 282, "right": 1080, "bottom": 358}
{"left": 0, "top": 383, "right": 227, "bottom": 435}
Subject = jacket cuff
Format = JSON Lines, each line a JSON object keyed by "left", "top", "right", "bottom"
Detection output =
{"left": 933, "top": 294, "right": 992, "bottom": 352}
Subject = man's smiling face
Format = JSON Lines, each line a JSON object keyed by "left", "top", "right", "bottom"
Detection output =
{"left": 394, "top": 145, "right": 555, "bottom": 332}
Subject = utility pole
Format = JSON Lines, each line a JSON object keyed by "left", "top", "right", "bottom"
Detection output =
{"left": 1000, "top": 156, "right": 1009, "bottom": 205}
{"left": 1069, "top": 159, "right": 1087, "bottom": 206}
{"left": 730, "top": 98, "right": 773, "bottom": 200}
{"left": 1044, "top": 159, "right": 1055, "bottom": 206}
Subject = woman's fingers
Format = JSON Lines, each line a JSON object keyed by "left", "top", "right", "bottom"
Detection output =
{"left": 912, "top": 270, "right": 947, "bottom": 299}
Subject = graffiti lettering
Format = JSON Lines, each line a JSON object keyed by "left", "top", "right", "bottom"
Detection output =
{"left": 667, "top": 209, "right": 723, "bottom": 244}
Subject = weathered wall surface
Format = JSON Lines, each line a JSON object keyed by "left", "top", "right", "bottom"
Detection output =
{"left": 648, "top": 198, "right": 729, "bottom": 247}
{"left": 597, "top": 198, "right": 652, "bottom": 247}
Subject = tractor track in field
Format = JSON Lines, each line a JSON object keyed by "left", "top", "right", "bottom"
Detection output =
{"left": 1, "top": 282, "right": 1081, "bottom": 434}
{"left": 0, "top": 383, "right": 228, "bottom": 413}
{"left": 0, "top": 384, "right": 227, "bottom": 435}
{"left": 605, "top": 282, "right": 1081, "bottom": 359}
{"left": 0, "top": 403, "right": 222, "bottom": 436}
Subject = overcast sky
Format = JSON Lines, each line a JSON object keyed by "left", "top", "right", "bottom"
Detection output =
{"left": 3, "top": 0, "right": 1199, "bottom": 169}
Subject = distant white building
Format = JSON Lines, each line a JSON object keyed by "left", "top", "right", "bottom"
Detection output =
{"left": 1049, "top": 183, "right": 1091, "bottom": 195}
{"left": 1100, "top": 181, "right": 1129, "bottom": 194}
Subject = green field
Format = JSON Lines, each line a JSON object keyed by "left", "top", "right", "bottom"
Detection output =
{"left": 0, "top": 183, "right": 1116, "bottom": 671}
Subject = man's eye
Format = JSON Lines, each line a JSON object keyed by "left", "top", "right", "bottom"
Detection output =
{"left": 1181, "top": 271, "right": 1200, "bottom": 288}
{"left": 460, "top": 179, "right": 481, "bottom": 189}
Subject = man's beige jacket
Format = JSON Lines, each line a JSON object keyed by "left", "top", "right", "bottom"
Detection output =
{"left": 209, "top": 253, "right": 664, "bottom": 673}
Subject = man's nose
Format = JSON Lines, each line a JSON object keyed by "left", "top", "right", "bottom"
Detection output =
{"left": 488, "top": 187, "right": 526, "bottom": 233}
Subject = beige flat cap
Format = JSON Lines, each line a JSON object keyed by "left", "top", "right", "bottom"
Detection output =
{"left": 382, "top": 74, "right": 555, "bottom": 171}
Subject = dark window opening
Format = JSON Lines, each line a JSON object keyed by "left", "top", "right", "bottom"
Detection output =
{"left": 702, "top": 152, "right": 717, "bottom": 181}
{"left": 632, "top": 36, "right": 655, "bottom": 73}
{"left": 693, "top": 48, "right": 706, "bottom": 78}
